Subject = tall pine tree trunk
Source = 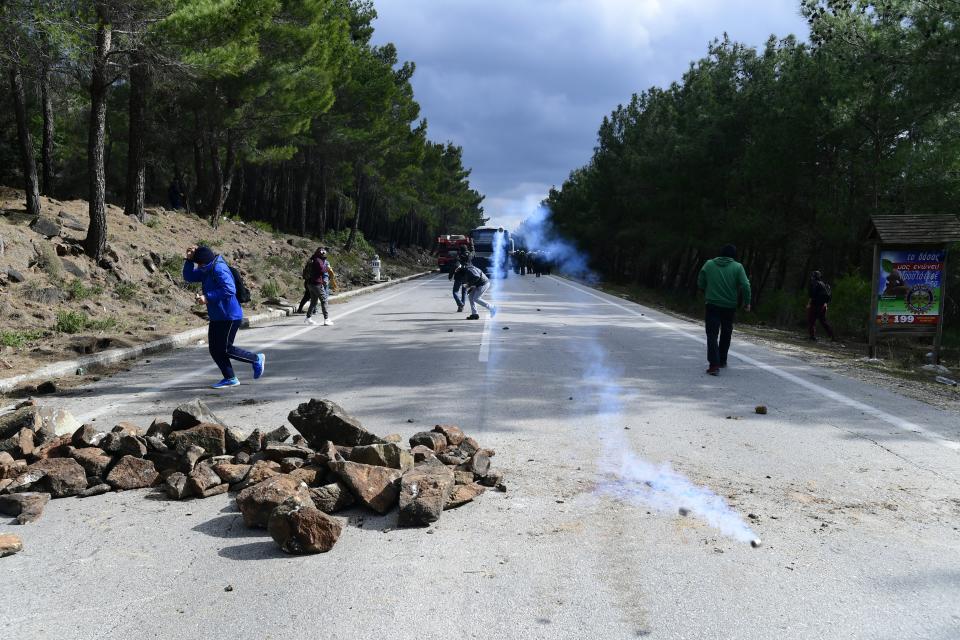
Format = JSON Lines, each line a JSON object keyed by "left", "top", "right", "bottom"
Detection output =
{"left": 124, "top": 51, "right": 148, "bottom": 220}
{"left": 40, "top": 61, "right": 55, "bottom": 196}
{"left": 209, "top": 134, "right": 236, "bottom": 227}
{"left": 84, "top": 6, "right": 111, "bottom": 261}
{"left": 345, "top": 166, "right": 363, "bottom": 251}
{"left": 298, "top": 151, "right": 311, "bottom": 237}
{"left": 8, "top": 64, "right": 41, "bottom": 218}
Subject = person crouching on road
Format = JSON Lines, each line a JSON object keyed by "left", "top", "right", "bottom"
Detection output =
{"left": 305, "top": 247, "right": 335, "bottom": 326}
{"left": 697, "top": 244, "right": 751, "bottom": 376}
{"left": 449, "top": 249, "right": 471, "bottom": 312}
{"left": 453, "top": 261, "right": 497, "bottom": 320}
{"left": 807, "top": 270, "right": 836, "bottom": 342}
{"left": 183, "top": 245, "right": 265, "bottom": 389}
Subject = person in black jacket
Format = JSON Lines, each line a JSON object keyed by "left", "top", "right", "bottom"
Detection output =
{"left": 807, "top": 270, "right": 835, "bottom": 342}
{"left": 452, "top": 262, "right": 497, "bottom": 320}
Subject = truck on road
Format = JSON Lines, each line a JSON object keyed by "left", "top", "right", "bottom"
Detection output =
{"left": 434, "top": 235, "right": 473, "bottom": 273}
{"left": 470, "top": 227, "right": 513, "bottom": 278}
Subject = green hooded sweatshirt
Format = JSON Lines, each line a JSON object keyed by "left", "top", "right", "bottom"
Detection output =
{"left": 697, "top": 257, "right": 751, "bottom": 309}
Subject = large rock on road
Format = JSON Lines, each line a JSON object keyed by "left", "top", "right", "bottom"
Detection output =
{"left": 287, "top": 399, "right": 384, "bottom": 448}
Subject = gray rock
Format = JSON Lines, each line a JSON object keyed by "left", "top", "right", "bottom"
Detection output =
{"left": 287, "top": 399, "right": 385, "bottom": 448}
{"left": 77, "top": 483, "right": 111, "bottom": 498}
{"left": 224, "top": 428, "right": 244, "bottom": 455}
{"left": 6, "top": 268, "right": 25, "bottom": 283}
{"left": 171, "top": 398, "right": 225, "bottom": 430}
{"left": 409, "top": 431, "right": 447, "bottom": 452}
{"left": 167, "top": 423, "right": 225, "bottom": 456}
{"left": 106, "top": 456, "right": 158, "bottom": 490}
{"left": 262, "top": 425, "right": 291, "bottom": 444}
{"left": 72, "top": 424, "right": 107, "bottom": 448}
{"left": 398, "top": 465, "right": 456, "bottom": 527}
{"left": 309, "top": 481, "right": 356, "bottom": 514}
{"left": 30, "top": 216, "right": 61, "bottom": 238}
{"left": 236, "top": 475, "right": 314, "bottom": 528}
{"left": 0, "top": 492, "right": 51, "bottom": 523}
{"left": 350, "top": 443, "right": 414, "bottom": 471}
{"left": 61, "top": 259, "right": 86, "bottom": 278}
{"left": 328, "top": 460, "right": 402, "bottom": 515}
{"left": 8, "top": 458, "right": 87, "bottom": 497}
{"left": 268, "top": 500, "right": 343, "bottom": 554}
{"left": 164, "top": 472, "right": 191, "bottom": 500}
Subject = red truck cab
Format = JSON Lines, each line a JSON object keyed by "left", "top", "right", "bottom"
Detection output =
{"left": 434, "top": 235, "right": 473, "bottom": 273}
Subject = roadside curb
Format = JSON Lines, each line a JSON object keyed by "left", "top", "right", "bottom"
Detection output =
{"left": 0, "top": 271, "right": 434, "bottom": 394}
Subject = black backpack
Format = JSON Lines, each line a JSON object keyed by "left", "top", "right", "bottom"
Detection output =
{"left": 229, "top": 265, "right": 251, "bottom": 304}
{"left": 820, "top": 282, "right": 833, "bottom": 303}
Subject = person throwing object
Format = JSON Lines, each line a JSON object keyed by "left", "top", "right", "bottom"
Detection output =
{"left": 183, "top": 245, "right": 265, "bottom": 388}
{"left": 453, "top": 261, "right": 497, "bottom": 320}
{"left": 697, "top": 244, "right": 751, "bottom": 376}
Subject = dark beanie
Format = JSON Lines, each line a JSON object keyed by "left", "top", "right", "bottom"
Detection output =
{"left": 719, "top": 244, "right": 737, "bottom": 259}
{"left": 193, "top": 246, "right": 216, "bottom": 265}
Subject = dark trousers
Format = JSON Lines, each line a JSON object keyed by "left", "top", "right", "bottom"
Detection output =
{"left": 705, "top": 304, "right": 735, "bottom": 367}
{"left": 306, "top": 283, "right": 328, "bottom": 319}
{"left": 807, "top": 303, "right": 834, "bottom": 339}
{"left": 297, "top": 284, "right": 310, "bottom": 313}
{"left": 208, "top": 320, "right": 257, "bottom": 379}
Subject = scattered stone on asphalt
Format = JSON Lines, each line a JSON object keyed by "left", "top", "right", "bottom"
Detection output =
{"left": 236, "top": 474, "right": 314, "bottom": 528}
{"left": 268, "top": 499, "right": 344, "bottom": 554}
{"left": 755, "top": 406, "right": 768, "bottom": 415}
{"left": 287, "top": 399, "right": 385, "bottom": 448}
{"left": 0, "top": 492, "right": 50, "bottom": 524}
{"left": 0, "top": 533, "right": 23, "bottom": 557}
{"left": 309, "top": 481, "right": 356, "bottom": 514}
{"left": 0, "top": 397, "right": 504, "bottom": 558}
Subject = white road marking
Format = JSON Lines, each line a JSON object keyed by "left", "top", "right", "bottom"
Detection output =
{"left": 479, "top": 317, "right": 493, "bottom": 362}
{"left": 552, "top": 276, "right": 960, "bottom": 452}
{"left": 77, "top": 276, "right": 438, "bottom": 421}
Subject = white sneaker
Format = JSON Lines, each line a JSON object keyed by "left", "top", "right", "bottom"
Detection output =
{"left": 305, "top": 317, "right": 317, "bottom": 325}
{"left": 323, "top": 318, "right": 334, "bottom": 326}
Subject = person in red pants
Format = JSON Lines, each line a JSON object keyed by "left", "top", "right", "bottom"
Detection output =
{"left": 806, "top": 271, "right": 835, "bottom": 342}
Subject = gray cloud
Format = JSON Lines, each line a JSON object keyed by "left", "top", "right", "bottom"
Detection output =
{"left": 372, "top": 0, "right": 809, "bottom": 229}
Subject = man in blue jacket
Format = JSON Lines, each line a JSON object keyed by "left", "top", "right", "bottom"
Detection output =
{"left": 184, "top": 245, "right": 265, "bottom": 388}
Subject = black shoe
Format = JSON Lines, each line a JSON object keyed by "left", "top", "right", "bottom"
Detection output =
{"left": 719, "top": 362, "right": 727, "bottom": 369}
{"left": 706, "top": 366, "right": 720, "bottom": 376}
{"left": 457, "top": 305, "right": 464, "bottom": 313}
{"left": 466, "top": 314, "right": 480, "bottom": 320}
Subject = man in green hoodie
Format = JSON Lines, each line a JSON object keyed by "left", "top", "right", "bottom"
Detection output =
{"left": 697, "top": 244, "right": 752, "bottom": 376}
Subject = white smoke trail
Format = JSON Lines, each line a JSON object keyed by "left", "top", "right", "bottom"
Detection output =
{"left": 520, "top": 206, "right": 757, "bottom": 543}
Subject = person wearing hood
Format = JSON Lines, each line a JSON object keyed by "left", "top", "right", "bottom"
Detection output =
{"left": 697, "top": 244, "right": 751, "bottom": 376}
{"left": 452, "top": 260, "right": 497, "bottom": 320}
{"left": 304, "top": 247, "right": 335, "bottom": 326}
{"left": 183, "top": 245, "right": 265, "bottom": 388}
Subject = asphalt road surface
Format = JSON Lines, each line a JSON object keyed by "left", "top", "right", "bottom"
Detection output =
{"left": 4, "top": 274, "right": 959, "bottom": 640}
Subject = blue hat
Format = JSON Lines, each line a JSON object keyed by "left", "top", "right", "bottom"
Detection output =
{"left": 193, "top": 246, "right": 216, "bottom": 265}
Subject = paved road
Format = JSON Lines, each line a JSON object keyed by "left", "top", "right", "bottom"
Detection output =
{"left": 3, "top": 274, "right": 960, "bottom": 640}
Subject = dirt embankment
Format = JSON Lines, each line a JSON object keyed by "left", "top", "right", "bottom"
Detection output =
{"left": 0, "top": 187, "right": 432, "bottom": 386}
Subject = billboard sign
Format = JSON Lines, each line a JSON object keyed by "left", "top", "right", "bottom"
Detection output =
{"left": 875, "top": 249, "right": 946, "bottom": 329}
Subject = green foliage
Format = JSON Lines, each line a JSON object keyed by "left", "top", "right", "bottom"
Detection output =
{"left": 260, "top": 279, "right": 281, "bottom": 299}
{"left": 829, "top": 273, "right": 873, "bottom": 339}
{"left": 54, "top": 311, "right": 87, "bottom": 334}
{"left": 54, "top": 310, "right": 119, "bottom": 334}
{"left": 0, "top": 329, "right": 46, "bottom": 348}
{"left": 67, "top": 279, "right": 97, "bottom": 300}
{"left": 546, "top": 2, "right": 960, "bottom": 337}
{"left": 249, "top": 220, "right": 274, "bottom": 234}
{"left": 114, "top": 281, "right": 139, "bottom": 301}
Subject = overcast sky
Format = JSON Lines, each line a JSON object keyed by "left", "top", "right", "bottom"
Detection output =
{"left": 371, "top": 1, "right": 810, "bottom": 230}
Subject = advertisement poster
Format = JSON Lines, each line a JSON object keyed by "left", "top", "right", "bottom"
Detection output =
{"left": 876, "top": 249, "right": 946, "bottom": 328}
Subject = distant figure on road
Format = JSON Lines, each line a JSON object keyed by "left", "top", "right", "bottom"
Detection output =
{"left": 807, "top": 271, "right": 836, "bottom": 342}
{"left": 304, "top": 247, "right": 336, "bottom": 326}
{"left": 697, "top": 244, "right": 751, "bottom": 376}
{"left": 449, "top": 251, "right": 470, "bottom": 312}
{"left": 453, "top": 262, "right": 497, "bottom": 320}
{"left": 183, "top": 245, "right": 264, "bottom": 388}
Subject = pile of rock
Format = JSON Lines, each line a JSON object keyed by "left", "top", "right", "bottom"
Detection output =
{"left": 0, "top": 397, "right": 503, "bottom": 556}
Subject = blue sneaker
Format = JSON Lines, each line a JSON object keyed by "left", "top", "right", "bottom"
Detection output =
{"left": 252, "top": 353, "right": 266, "bottom": 380}
{"left": 211, "top": 377, "right": 240, "bottom": 389}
